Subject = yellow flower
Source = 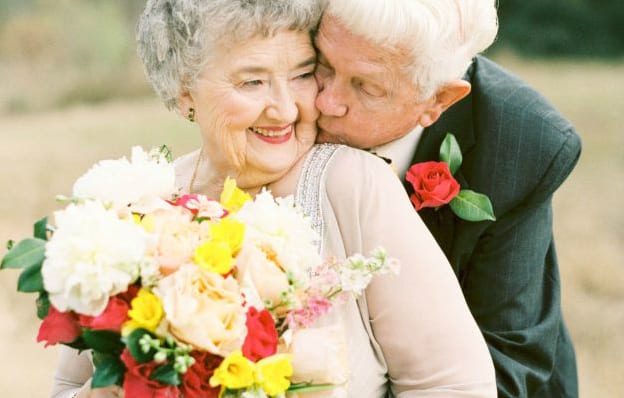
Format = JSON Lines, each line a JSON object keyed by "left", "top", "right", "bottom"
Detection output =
{"left": 138, "top": 213, "right": 156, "bottom": 233}
{"left": 209, "top": 350, "right": 255, "bottom": 390}
{"left": 255, "top": 354, "right": 293, "bottom": 396}
{"left": 194, "top": 240, "right": 234, "bottom": 274}
{"left": 210, "top": 218, "right": 245, "bottom": 256}
{"left": 123, "top": 289, "right": 164, "bottom": 334}
{"left": 220, "top": 177, "right": 251, "bottom": 212}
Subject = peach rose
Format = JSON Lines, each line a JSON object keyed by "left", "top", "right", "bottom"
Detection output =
{"left": 156, "top": 264, "right": 246, "bottom": 356}
{"left": 235, "top": 241, "right": 293, "bottom": 307}
{"left": 281, "top": 324, "right": 348, "bottom": 386}
{"left": 142, "top": 207, "right": 210, "bottom": 275}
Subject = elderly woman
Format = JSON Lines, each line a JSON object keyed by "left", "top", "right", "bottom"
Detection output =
{"left": 51, "top": 1, "right": 496, "bottom": 397}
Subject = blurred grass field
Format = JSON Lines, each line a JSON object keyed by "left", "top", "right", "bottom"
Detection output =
{"left": 0, "top": 53, "right": 623, "bottom": 396}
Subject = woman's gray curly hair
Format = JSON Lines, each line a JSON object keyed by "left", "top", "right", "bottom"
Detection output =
{"left": 137, "top": 0, "right": 324, "bottom": 110}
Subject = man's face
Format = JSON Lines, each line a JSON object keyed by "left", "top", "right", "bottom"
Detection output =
{"left": 314, "top": 15, "right": 431, "bottom": 149}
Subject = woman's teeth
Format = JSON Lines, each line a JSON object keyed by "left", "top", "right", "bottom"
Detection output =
{"left": 249, "top": 126, "right": 291, "bottom": 137}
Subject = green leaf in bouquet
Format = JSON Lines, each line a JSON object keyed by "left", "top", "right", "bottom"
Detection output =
{"left": 439, "top": 133, "right": 463, "bottom": 175}
{"left": 288, "top": 382, "right": 338, "bottom": 393}
{"left": 17, "top": 264, "right": 44, "bottom": 293}
{"left": 82, "top": 329, "right": 125, "bottom": 355}
{"left": 150, "top": 362, "right": 181, "bottom": 386}
{"left": 125, "top": 328, "right": 158, "bottom": 363}
{"left": 66, "top": 338, "right": 89, "bottom": 351}
{"left": 36, "top": 291, "right": 51, "bottom": 319}
{"left": 218, "top": 388, "right": 242, "bottom": 397}
{"left": 449, "top": 190, "right": 496, "bottom": 222}
{"left": 91, "top": 354, "right": 125, "bottom": 388}
{"left": 1, "top": 238, "right": 46, "bottom": 270}
{"left": 33, "top": 217, "right": 49, "bottom": 241}
{"left": 158, "top": 144, "right": 173, "bottom": 162}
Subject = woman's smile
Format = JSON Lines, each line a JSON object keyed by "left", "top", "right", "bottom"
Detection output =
{"left": 248, "top": 124, "right": 294, "bottom": 144}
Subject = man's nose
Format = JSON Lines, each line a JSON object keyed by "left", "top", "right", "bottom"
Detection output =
{"left": 266, "top": 83, "right": 297, "bottom": 122}
{"left": 315, "top": 78, "right": 347, "bottom": 118}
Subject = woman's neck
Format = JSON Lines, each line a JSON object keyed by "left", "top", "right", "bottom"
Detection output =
{"left": 186, "top": 147, "right": 310, "bottom": 199}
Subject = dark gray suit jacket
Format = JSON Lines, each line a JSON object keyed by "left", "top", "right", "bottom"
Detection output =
{"left": 410, "top": 56, "right": 580, "bottom": 397}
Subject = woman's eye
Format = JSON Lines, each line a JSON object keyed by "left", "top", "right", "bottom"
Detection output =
{"left": 241, "top": 80, "right": 263, "bottom": 88}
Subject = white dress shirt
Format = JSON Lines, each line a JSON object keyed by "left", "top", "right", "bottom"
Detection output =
{"left": 369, "top": 125, "right": 424, "bottom": 177}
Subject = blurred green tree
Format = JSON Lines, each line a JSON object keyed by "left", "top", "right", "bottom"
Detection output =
{"left": 496, "top": 0, "right": 624, "bottom": 57}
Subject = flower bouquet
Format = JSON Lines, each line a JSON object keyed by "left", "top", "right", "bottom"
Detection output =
{"left": 1, "top": 146, "right": 398, "bottom": 397}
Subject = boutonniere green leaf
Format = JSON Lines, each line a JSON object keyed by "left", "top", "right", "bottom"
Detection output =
{"left": 439, "top": 133, "right": 463, "bottom": 175}
{"left": 406, "top": 132, "right": 496, "bottom": 222}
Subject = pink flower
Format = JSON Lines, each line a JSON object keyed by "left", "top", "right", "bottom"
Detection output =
{"left": 286, "top": 295, "right": 332, "bottom": 329}
{"left": 172, "top": 194, "right": 227, "bottom": 219}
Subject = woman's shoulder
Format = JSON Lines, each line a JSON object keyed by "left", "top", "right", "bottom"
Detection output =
{"left": 328, "top": 144, "right": 397, "bottom": 178}
{"left": 321, "top": 144, "right": 403, "bottom": 200}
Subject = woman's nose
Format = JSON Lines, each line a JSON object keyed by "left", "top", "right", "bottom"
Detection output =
{"left": 266, "top": 84, "right": 298, "bottom": 122}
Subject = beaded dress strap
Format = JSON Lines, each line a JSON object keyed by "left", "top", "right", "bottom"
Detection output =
{"left": 295, "top": 144, "right": 341, "bottom": 253}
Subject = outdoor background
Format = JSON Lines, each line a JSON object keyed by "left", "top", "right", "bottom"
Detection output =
{"left": 1, "top": 1, "right": 622, "bottom": 396}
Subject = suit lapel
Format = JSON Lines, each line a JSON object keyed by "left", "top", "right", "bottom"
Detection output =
{"left": 406, "top": 70, "right": 476, "bottom": 269}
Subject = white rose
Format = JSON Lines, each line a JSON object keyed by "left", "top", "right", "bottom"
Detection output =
{"left": 235, "top": 240, "right": 291, "bottom": 306}
{"left": 42, "top": 201, "right": 147, "bottom": 316}
{"left": 73, "top": 146, "right": 176, "bottom": 213}
{"left": 235, "top": 191, "right": 322, "bottom": 283}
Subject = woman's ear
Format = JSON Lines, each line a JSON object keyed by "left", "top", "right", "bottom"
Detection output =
{"left": 417, "top": 80, "right": 471, "bottom": 127}
{"left": 177, "top": 90, "right": 195, "bottom": 119}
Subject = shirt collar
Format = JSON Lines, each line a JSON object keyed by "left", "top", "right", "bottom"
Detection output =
{"left": 370, "top": 125, "right": 424, "bottom": 177}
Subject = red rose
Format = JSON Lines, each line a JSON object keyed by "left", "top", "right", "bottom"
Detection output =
{"left": 406, "top": 161, "right": 460, "bottom": 211}
{"left": 121, "top": 349, "right": 180, "bottom": 398}
{"left": 36, "top": 306, "right": 81, "bottom": 347}
{"left": 117, "top": 284, "right": 140, "bottom": 304}
{"left": 242, "top": 307, "right": 278, "bottom": 362}
{"left": 180, "top": 351, "right": 222, "bottom": 398}
{"left": 78, "top": 297, "right": 129, "bottom": 332}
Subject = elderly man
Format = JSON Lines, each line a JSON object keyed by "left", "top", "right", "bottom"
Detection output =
{"left": 314, "top": 1, "right": 580, "bottom": 397}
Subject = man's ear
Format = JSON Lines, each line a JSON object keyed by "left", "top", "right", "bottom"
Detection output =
{"left": 417, "top": 80, "right": 471, "bottom": 127}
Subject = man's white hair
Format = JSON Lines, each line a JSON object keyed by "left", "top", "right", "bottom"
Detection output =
{"left": 325, "top": 0, "right": 498, "bottom": 99}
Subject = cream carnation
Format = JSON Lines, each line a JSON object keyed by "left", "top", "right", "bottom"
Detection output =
{"left": 41, "top": 201, "right": 148, "bottom": 316}
{"left": 72, "top": 146, "right": 176, "bottom": 214}
{"left": 155, "top": 265, "right": 246, "bottom": 356}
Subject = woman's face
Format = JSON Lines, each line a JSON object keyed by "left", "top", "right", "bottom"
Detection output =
{"left": 180, "top": 29, "right": 319, "bottom": 190}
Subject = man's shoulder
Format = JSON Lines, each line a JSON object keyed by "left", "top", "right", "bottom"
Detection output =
{"left": 468, "top": 56, "right": 574, "bottom": 135}
{"left": 442, "top": 56, "right": 582, "bottom": 209}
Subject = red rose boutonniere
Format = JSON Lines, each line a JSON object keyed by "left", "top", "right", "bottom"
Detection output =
{"left": 406, "top": 133, "right": 496, "bottom": 222}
